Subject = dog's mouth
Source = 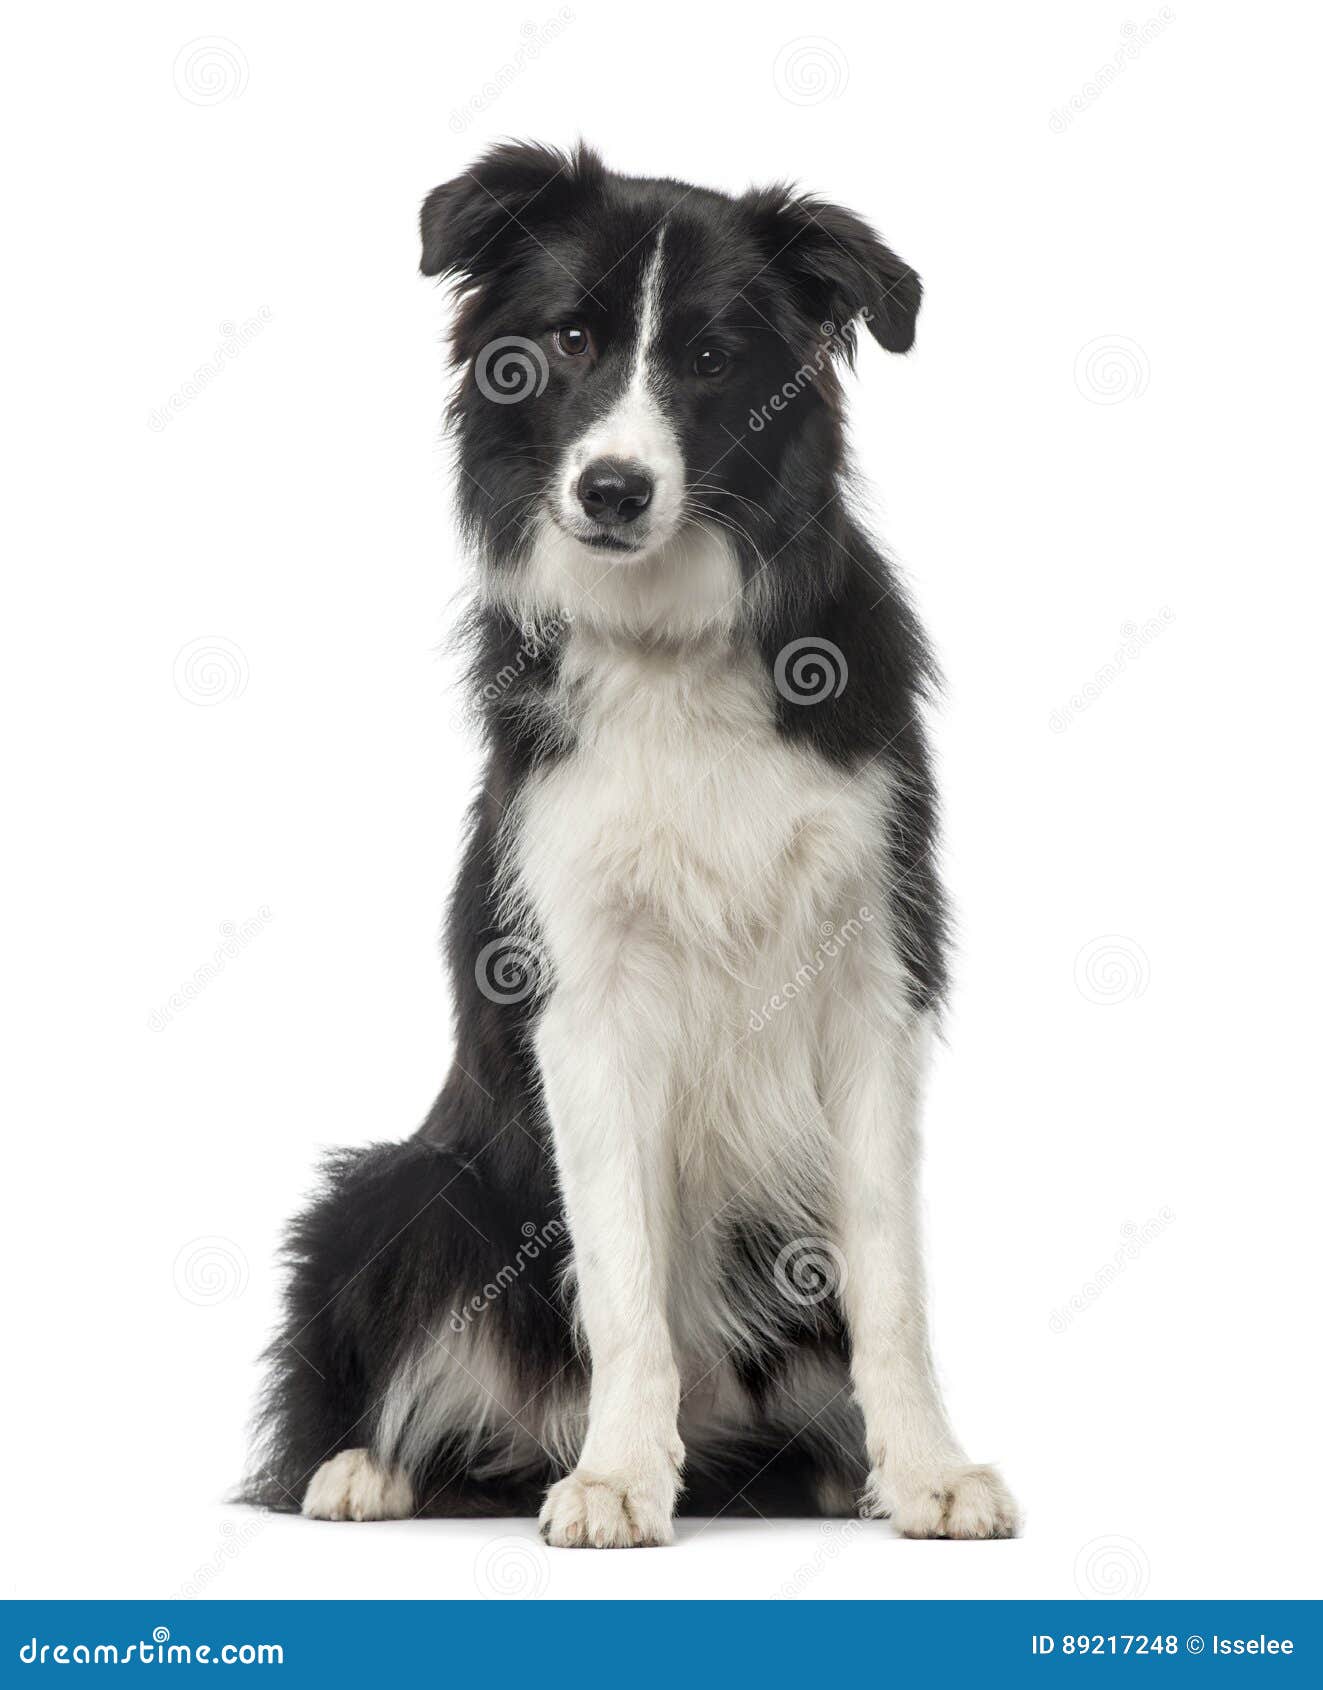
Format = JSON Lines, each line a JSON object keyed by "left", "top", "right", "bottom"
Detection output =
{"left": 548, "top": 512, "right": 650, "bottom": 558}
{"left": 580, "top": 532, "right": 644, "bottom": 554}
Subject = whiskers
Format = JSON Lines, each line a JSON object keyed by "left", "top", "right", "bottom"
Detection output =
{"left": 683, "top": 483, "right": 770, "bottom": 575}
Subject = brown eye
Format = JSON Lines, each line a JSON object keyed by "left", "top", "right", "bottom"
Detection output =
{"left": 554, "top": 326, "right": 589, "bottom": 357}
{"left": 693, "top": 347, "right": 729, "bottom": 378}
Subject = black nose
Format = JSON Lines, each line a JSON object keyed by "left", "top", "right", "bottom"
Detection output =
{"left": 576, "top": 457, "right": 653, "bottom": 525}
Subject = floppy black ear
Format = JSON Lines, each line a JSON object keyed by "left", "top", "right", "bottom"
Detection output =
{"left": 745, "top": 187, "right": 922, "bottom": 355}
{"left": 420, "top": 140, "right": 603, "bottom": 280}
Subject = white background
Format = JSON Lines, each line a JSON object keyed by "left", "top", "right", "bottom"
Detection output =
{"left": 3, "top": 0, "right": 1320, "bottom": 1604}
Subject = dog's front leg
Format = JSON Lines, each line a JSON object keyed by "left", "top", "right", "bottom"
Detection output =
{"left": 827, "top": 1013, "right": 1020, "bottom": 1538}
{"left": 534, "top": 986, "right": 683, "bottom": 1548}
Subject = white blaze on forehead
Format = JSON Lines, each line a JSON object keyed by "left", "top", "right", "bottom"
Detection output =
{"left": 559, "top": 226, "right": 685, "bottom": 548}
{"left": 630, "top": 228, "right": 667, "bottom": 387}
{"left": 589, "top": 227, "right": 672, "bottom": 457}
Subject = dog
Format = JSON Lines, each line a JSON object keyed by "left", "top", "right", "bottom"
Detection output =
{"left": 243, "top": 142, "right": 1019, "bottom": 1546}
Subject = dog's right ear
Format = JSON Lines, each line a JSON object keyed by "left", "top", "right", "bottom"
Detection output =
{"left": 420, "top": 140, "right": 602, "bottom": 281}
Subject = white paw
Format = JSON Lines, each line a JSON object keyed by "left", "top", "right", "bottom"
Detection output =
{"left": 863, "top": 1462, "right": 1020, "bottom": 1540}
{"left": 538, "top": 1465, "right": 677, "bottom": 1549}
{"left": 301, "top": 1448, "right": 413, "bottom": 1521}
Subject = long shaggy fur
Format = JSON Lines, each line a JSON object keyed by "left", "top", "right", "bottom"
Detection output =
{"left": 243, "top": 143, "right": 1017, "bottom": 1545}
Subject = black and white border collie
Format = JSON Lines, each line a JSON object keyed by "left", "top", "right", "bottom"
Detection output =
{"left": 244, "top": 142, "right": 1019, "bottom": 1545}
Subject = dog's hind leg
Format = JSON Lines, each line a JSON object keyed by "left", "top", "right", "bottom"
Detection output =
{"left": 301, "top": 1447, "right": 413, "bottom": 1521}
{"left": 243, "top": 1120, "right": 578, "bottom": 1518}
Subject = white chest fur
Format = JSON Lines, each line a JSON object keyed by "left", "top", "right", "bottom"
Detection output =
{"left": 517, "top": 629, "right": 876, "bottom": 946}
{"left": 504, "top": 628, "right": 910, "bottom": 1237}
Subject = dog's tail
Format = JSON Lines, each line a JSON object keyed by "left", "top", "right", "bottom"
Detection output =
{"left": 237, "top": 1134, "right": 573, "bottom": 1513}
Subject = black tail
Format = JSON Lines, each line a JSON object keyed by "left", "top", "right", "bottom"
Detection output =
{"left": 240, "top": 1132, "right": 573, "bottom": 1512}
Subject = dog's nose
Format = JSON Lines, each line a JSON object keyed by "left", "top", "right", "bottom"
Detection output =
{"left": 576, "top": 458, "right": 653, "bottom": 525}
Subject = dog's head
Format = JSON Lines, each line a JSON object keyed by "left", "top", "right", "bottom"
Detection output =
{"left": 422, "top": 143, "right": 919, "bottom": 625}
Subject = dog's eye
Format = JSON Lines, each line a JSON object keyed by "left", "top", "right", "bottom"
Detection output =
{"left": 553, "top": 326, "right": 590, "bottom": 357}
{"left": 693, "top": 348, "right": 729, "bottom": 378}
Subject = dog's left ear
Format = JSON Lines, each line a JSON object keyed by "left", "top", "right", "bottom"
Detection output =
{"left": 745, "top": 188, "right": 922, "bottom": 355}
